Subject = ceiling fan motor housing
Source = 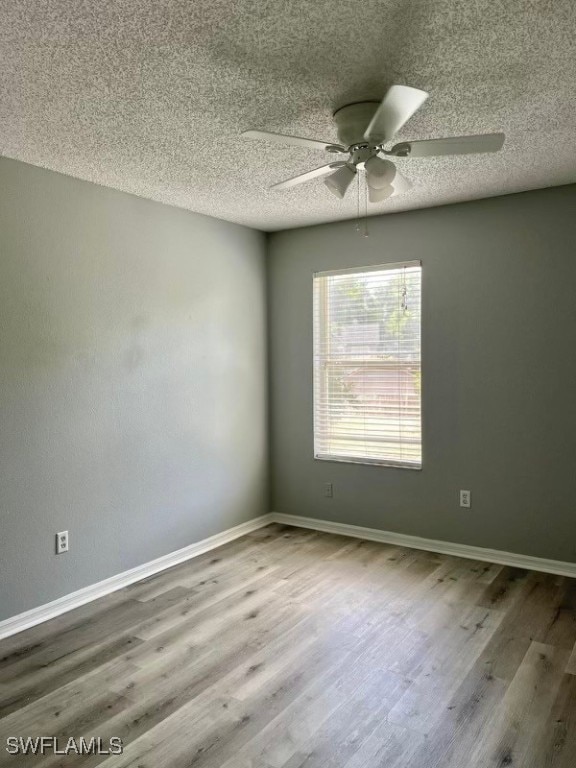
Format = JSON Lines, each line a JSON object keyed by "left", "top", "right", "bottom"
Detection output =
{"left": 350, "top": 145, "right": 376, "bottom": 168}
{"left": 333, "top": 101, "right": 380, "bottom": 147}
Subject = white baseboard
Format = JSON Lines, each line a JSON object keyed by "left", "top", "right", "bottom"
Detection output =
{"left": 0, "top": 514, "right": 274, "bottom": 641}
{"left": 4, "top": 510, "right": 575, "bottom": 642}
{"left": 270, "top": 512, "right": 576, "bottom": 579}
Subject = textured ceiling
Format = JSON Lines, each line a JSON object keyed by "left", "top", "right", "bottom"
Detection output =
{"left": 1, "top": 0, "right": 575, "bottom": 231}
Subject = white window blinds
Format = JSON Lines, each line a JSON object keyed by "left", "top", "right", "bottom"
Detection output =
{"left": 313, "top": 261, "right": 422, "bottom": 469}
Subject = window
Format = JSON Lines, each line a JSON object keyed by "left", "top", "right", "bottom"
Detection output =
{"left": 313, "top": 261, "right": 422, "bottom": 469}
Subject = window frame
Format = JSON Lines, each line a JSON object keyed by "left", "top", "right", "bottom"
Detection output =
{"left": 313, "top": 260, "right": 423, "bottom": 470}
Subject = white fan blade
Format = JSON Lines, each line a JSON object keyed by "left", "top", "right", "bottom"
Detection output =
{"left": 271, "top": 162, "right": 347, "bottom": 190}
{"left": 391, "top": 133, "right": 505, "bottom": 157}
{"left": 324, "top": 165, "right": 356, "bottom": 198}
{"left": 242, "top": 130, "right": 346, "bottom": 153}
{"left": 364, "top": 85, "right": 429, "bottom": 143}
{"left": 391, "top": 169, "right": 412, "bottom": 195}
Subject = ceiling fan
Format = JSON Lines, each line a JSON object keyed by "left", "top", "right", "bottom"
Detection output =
{"left": 241, "top": 85, "right": 505, "bottom": 202}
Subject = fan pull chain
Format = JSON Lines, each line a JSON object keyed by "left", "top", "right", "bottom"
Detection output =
{"left": 355, "top": 171, "right": 361, "bottom": 232}
{"left": 363, "top": 172, "right": 369, "bottom": 238}
{"left": 354, "top": 171, "right": 369, "bottom": 238}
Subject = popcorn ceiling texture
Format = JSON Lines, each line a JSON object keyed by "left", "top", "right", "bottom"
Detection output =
{"left": 1, "top": 0, "right": 575, "bottom": 231}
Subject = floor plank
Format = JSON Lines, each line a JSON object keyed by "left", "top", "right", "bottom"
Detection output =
{"left": 1, "top": 523, "right": 575, "bottom": 767}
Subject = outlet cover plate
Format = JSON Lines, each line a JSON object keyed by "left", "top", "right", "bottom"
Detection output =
{"left": 56, "top": 530, "right": 69, "bottom": 554}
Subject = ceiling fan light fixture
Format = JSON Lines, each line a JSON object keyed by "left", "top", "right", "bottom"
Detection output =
{"left": 365, "top": 157, "right": 413, "bottom": 201}
{"left": 364, "top": 156, "right": 397, "bottom": 189}
{"left": 368, "top": 184, "right": 394, "bottom": 203}
{"left": 324, "top": 164, "right": 356, "bottom": 198}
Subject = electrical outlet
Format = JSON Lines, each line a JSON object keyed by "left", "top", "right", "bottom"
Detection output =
{"left": 324, "top": 482, "right": 333, "bottom": 498}
{"left": 56, "top": 530, "right": 69, "bottom": 554}
{"left": 459, "top": 490, "right": 471, "bottom": 508}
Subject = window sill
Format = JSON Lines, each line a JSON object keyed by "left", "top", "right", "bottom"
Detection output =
{"left": 314, "top": 454, "right": 422, "bottom": 470}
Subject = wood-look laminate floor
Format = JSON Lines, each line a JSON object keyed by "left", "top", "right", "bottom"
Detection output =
{"left": 1, "top": 523, "right": 576, "bottom": 767}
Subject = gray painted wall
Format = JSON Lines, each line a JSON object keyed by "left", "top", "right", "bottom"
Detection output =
{"left": 268, "top": 185, "right": 576, "bottom": 562}
{"left": 0, "top": 158, "right": 268, "bottom": 621}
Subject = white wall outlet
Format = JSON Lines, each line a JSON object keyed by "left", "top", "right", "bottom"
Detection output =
{"left": 460, "top": 490, "right": 471, "bottom": 508}
{"left": 324, "top": 482, "right": 333, "bottom": 498}
{"left": 56, "top": 530, "right": 69, "bottom": 554}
